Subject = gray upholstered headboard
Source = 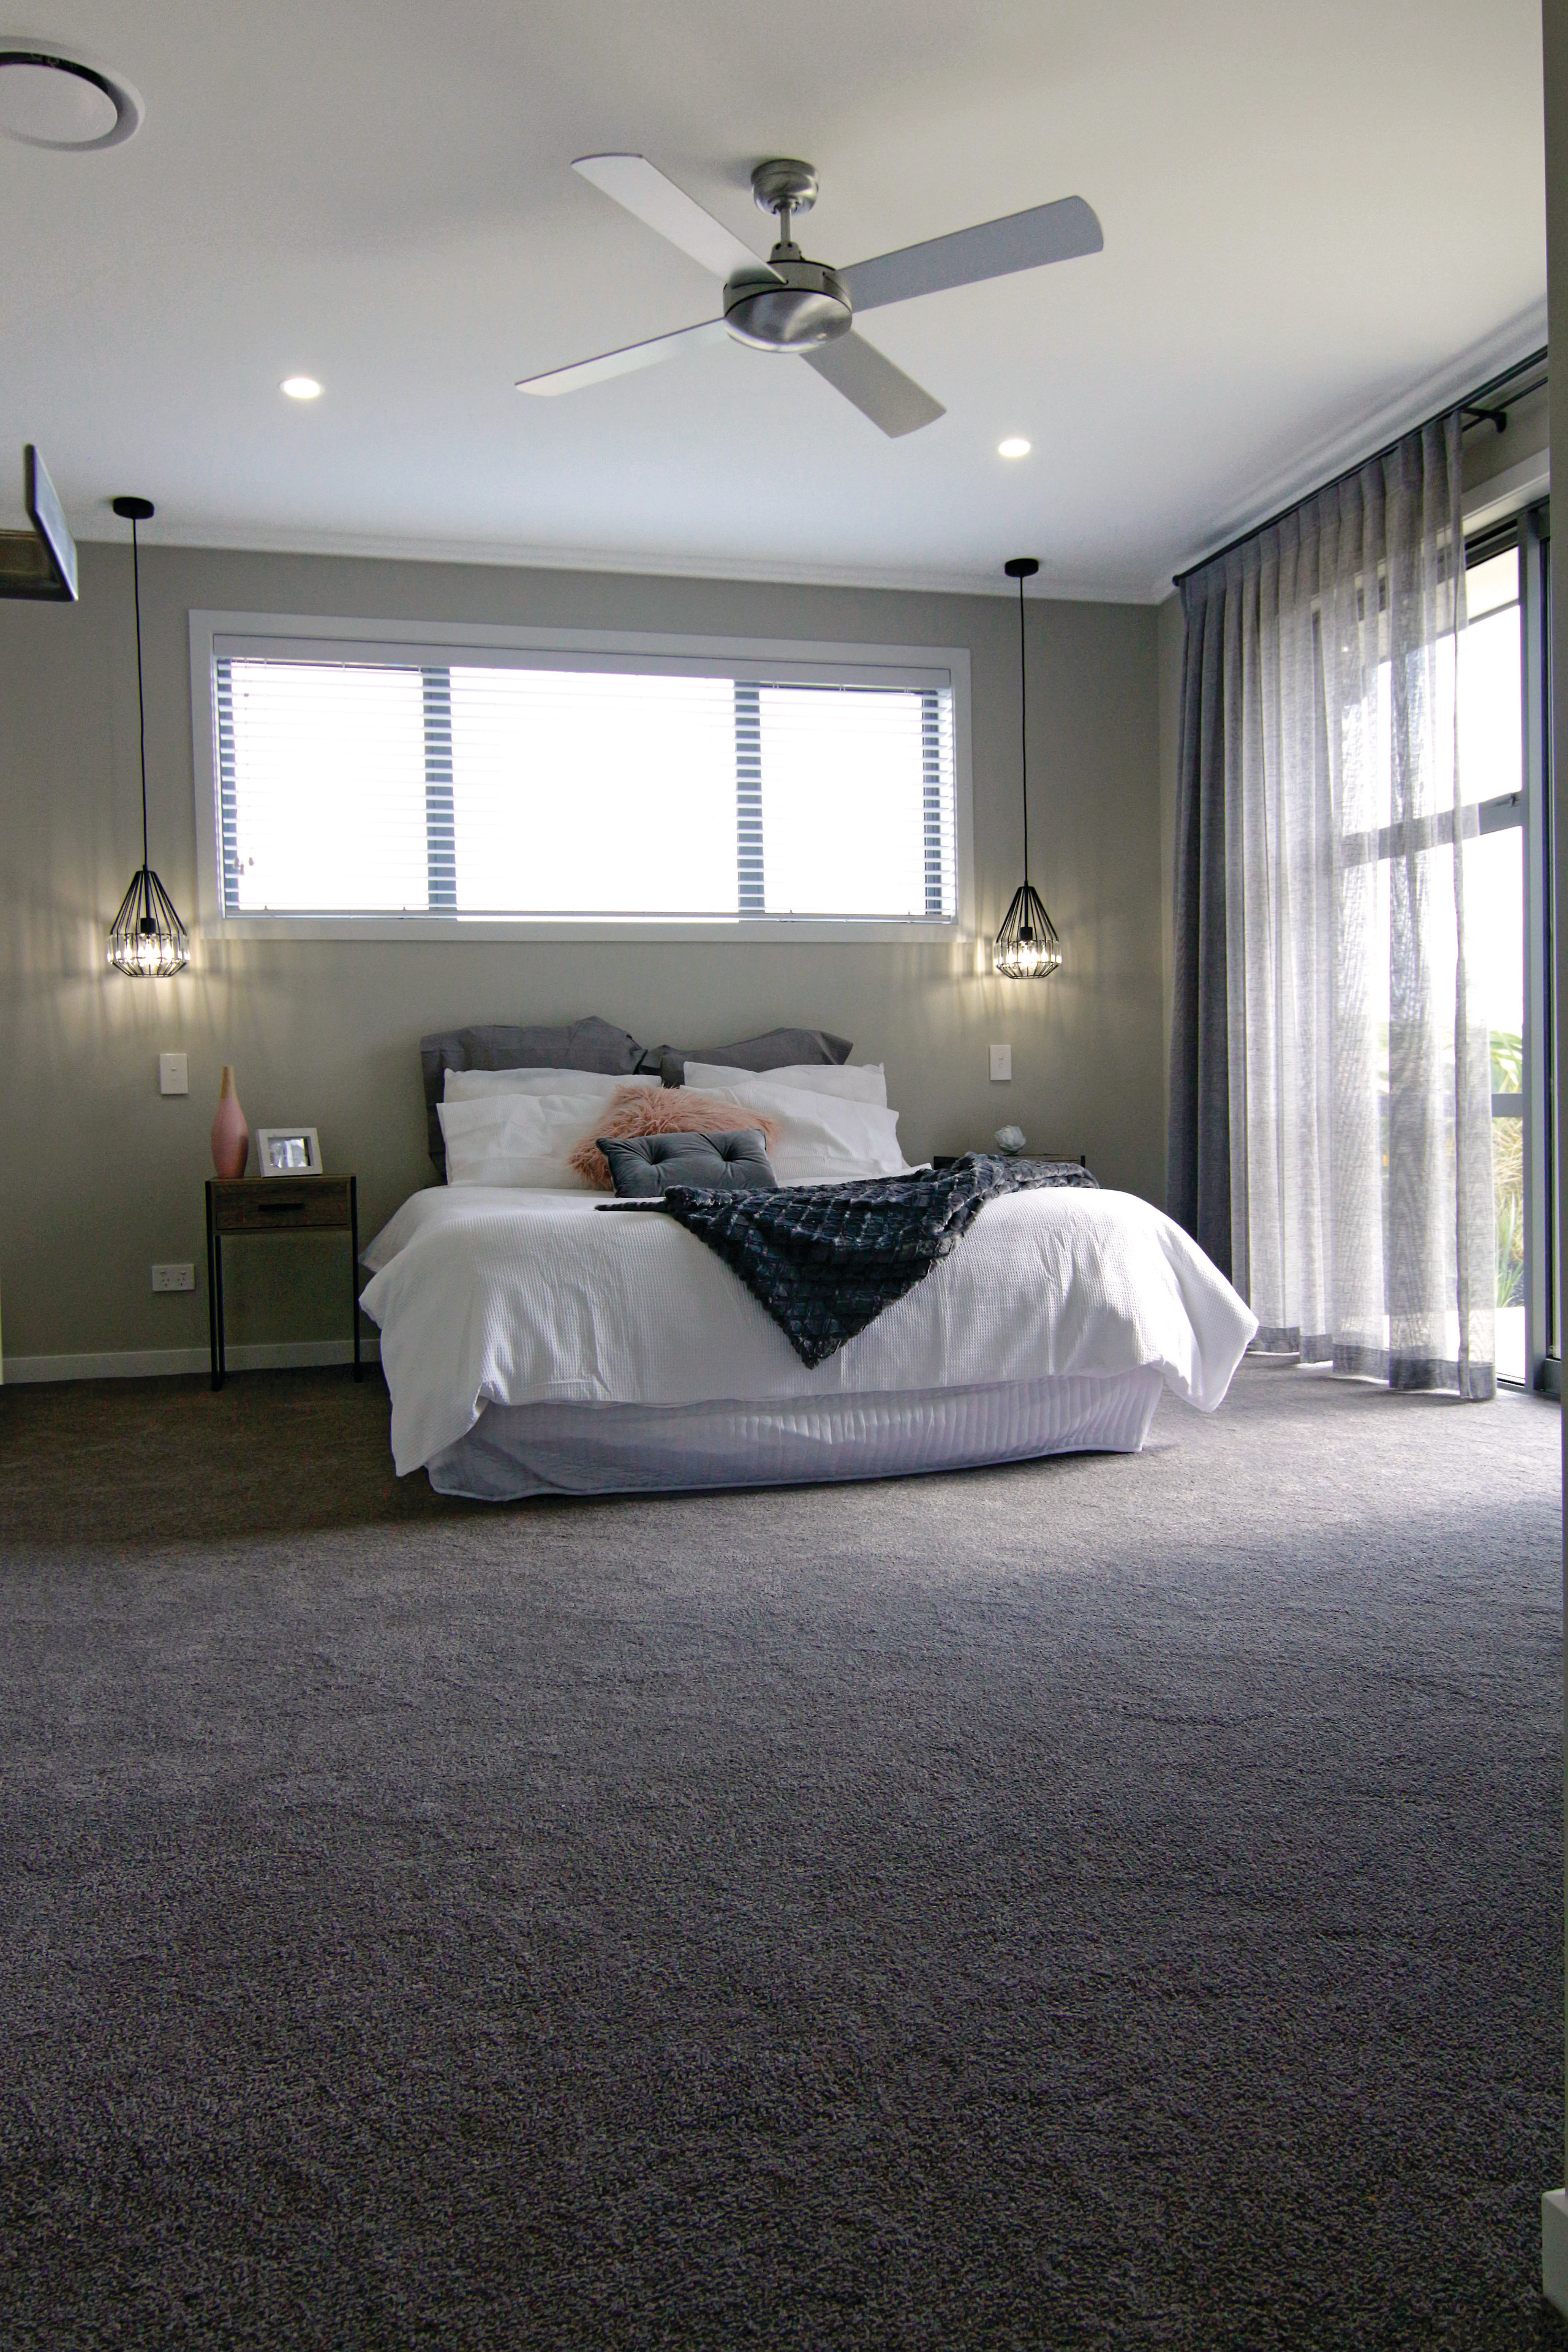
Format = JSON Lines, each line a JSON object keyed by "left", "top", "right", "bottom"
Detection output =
{"left": 648, "top": 1027, "right": 853, "bottom": 1090}
{"left": 420, "top": 1017, "right": 856, "bottom": 1174}
{"left": 420, "top": 1016, "right": 649, "bottom": 1174}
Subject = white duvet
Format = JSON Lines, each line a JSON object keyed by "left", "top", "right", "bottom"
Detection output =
{"left": 360, "top": 1184, "right": 1258, "bottom": 1479}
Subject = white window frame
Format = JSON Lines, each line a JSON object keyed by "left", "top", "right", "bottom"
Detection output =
{"left": 188, "top": 610, "right": 974, "bottom": 944}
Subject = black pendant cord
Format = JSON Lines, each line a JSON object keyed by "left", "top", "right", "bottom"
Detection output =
{"left": 130, "top": 514, "right": 149, "bottom": 872}
{"left": 995, "top": 556, "right": 1056, "bottom": 978}
{"left": 1016, "top": 568, "right": 1030, "bottom": 892}
{"left": 107, "top": 491, "right": 188, "bottom": 977}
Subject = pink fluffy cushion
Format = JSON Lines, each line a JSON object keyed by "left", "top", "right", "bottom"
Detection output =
{"left": 569, "top": 1085, "right": 781, "bottom": 1191}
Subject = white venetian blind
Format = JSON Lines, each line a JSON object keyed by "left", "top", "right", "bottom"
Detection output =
{"left": 448, "top": 669, "right": 737, "bottom": 914}
{"left": 221, "top": 660, "right": 428, "bottom": 913}
{"left": 213, "top": 647, "right": 957, "bottom": 922}
{"left": 759, "top": 684, "right": 954, "bottom": 916}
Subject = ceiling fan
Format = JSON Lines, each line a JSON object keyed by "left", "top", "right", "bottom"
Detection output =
{"left": 517, "top": 155, "right": 1104, "bottom": 439}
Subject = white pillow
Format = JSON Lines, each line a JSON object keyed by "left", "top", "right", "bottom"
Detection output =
{"left": 682, "top": 1059, "right": 888, "bottom": 1109}
{"left": 443, "top": 1066, "right": 658, "bottom": 1104}
{"left": 438, "top": 1091, "right": 608, "bottom": 1188}
{"left": 703, "top": 1077, "right": 908, "bottom": 1185}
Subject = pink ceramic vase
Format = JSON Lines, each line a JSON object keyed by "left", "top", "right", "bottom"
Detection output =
{"left": 211, "top": 1065, "right": 249, "bottom": 1178}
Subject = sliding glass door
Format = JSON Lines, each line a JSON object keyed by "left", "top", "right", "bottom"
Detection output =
{"left": 1464, "top": 504, "right": 1555, "bottom": 1389}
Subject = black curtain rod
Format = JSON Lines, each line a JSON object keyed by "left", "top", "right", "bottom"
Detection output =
{"left": 1170, "top": 343, "right": 1548, "bottom": 589}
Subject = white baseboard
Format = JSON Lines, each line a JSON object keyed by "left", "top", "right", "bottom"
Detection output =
{"left": 1542, "top": 2190, "right": 1568, "bottom": 2316}
{"left": 2, "top": 1336, "right": 380, "bottom": 1385}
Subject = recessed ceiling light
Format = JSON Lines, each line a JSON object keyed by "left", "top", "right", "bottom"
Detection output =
{"left": 998, "top": 437, "right": 1031, "bottom": 459}
{"left": 281, "top": 377, "right": 323, "bottom": 401}
{"left": 0, "top": 48, "right": 140, "bottom": 149}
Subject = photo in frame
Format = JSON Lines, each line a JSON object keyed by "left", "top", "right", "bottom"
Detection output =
{"left": 255, "top": 1126, "right": 322, "bottom": 1177}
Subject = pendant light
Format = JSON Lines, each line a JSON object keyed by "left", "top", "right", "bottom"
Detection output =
{"left": 993, "top": 554, "right": 1061, "bottom": 980}
{"left": 107, "top": 494, "right": 188, "bottom": 977}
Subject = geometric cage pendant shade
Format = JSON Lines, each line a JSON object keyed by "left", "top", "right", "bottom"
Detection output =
{"left": 107, "top": 494, "right": 189, "bottom": 979}
{"left": 993, "top": 554, "right": 1061, "bottom": 980}
{"left": 108, "top": 862, "right": 190, "bottom": 977}
{"left": 993, "top": 878, "right": 1061, "bottom": 979}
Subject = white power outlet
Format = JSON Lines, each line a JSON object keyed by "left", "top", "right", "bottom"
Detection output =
{"left": 159, "top": 1053, "right": 189, "bottom": 1096}
{"left": 989, "top": 1043, "right": 1013, "bottom": 1082}
{"left": 151, "top": 1263, "right": 195, "bottom": 1292}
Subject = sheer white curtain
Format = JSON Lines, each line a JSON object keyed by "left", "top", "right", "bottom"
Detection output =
{"left": 1172, "top": 413, "right": 1494, "bottom": 1398}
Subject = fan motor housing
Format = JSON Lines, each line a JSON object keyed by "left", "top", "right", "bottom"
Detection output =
{"left": 723, "top": 258, "right": 852, "bottom": 352}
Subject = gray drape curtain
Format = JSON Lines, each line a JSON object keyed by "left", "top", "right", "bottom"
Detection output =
{"left": 1167, "top": 413, "right": 1495, "bottom": 1398}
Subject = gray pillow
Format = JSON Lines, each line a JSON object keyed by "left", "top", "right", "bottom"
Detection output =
{"left": 599, "top": 1130, "right": 777, "bottom": 1196}
{"left": 656, "top": 1025, "right": 853, "bottom": 1089}
{"left": 420, "top": 1016, "right": 648, "bottom": 1172}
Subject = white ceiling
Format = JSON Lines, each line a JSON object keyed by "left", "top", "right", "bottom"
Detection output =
{"left": 0, "top": 0, "right": 1547, "bottom": 601}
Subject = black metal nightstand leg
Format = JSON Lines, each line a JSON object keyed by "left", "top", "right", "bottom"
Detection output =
{"left": 350, "top": 1176, "right": 362, "bottom": 1381}
{"left": 206, "top": 1183, "right": 221, "bottom": 1392}
{"left": 214, "top": 1232, "right": 227, "bottom": 1390}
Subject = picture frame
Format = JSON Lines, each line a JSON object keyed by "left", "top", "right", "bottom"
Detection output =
{"left": 255, "top": 1126, "right": 322, "bottom": 1177}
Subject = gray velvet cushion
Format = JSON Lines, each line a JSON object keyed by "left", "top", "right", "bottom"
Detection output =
{"left": 599, "top": 1130, "right": 777, "bottom": 1197}
{"left": 655, "top": 1025, "right": 853, "bottom": 1089}
{"left": 420, "top": 1016, "right": 649, "bottom": 1172}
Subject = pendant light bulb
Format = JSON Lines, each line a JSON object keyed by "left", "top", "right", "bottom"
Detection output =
{"left": 107, "top": 495, "right": 189, "bottom": 979}
{"left": 993, "top": 556, "right": 1061, "bottom": 981}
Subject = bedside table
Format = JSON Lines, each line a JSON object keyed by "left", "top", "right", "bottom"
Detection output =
{"left": 205, "top": 1175, "right": 361, "bottom": 1392}
{"left": 933, "top": 1152, "right": 1086, "bottom": 1170}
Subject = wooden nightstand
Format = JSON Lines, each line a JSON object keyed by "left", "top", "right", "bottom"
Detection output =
{"left": 205, "top": 1175, "right": 361, "bottom": 1392}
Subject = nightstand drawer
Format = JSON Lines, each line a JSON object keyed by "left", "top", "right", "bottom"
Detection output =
{"left": 209, "top": 1176, "right": 353, "bottom": 1233}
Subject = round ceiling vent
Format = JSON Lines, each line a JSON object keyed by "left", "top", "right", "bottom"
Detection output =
{"left": 0, "top": 49, "right": 141, "bottom": 149}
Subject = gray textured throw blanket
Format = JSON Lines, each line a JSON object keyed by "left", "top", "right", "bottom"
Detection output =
{"left": 658, "top": 1153, "right": 1099, "bottom": 1367}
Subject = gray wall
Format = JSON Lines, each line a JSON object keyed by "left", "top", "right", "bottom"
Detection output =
{"left": 0, "top": 543, "right": 1162, "bottom": 1367}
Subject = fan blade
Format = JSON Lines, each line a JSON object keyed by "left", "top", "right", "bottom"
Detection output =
{"left": 572, "top": 154, "right": 777, "bottom": 284}
{"left": 518, "top": 317, "right": 728, "bottom": 396}
{"left": 842, "top": 194, "right": 1103, "bottom": 314}
{"left": 803, "top": 332, "right": 945, "bottom": 439}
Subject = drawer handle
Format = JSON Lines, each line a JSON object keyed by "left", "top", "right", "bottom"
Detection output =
{"left": 255, "top": 1199, "right": 306, "bottom": 1213}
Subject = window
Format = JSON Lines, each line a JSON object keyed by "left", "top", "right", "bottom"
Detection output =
{"left": 192, "top": 617, "right": 968, "bottom": 936}
{"left": 1323, "top": 511, "right": 1555, "bottom": 1391}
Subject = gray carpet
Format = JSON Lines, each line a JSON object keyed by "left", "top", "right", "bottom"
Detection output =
{"left": 0, "top": 1360, "right": 1562, "bottom": 2350}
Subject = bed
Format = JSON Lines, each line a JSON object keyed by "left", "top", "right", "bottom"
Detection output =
{"left": 358, "top": 1014, "right": 1256, "bottom": 1501}
{"left": 360, "top": 1183, "right": 1256, "bottom": 1504}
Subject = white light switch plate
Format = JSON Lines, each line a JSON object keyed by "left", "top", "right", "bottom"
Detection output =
{"left": 151, "top": 1263, "right": 195, "bottom": 1292}
{"left": 989, "top": 1044, "right": 1012, "bottom": 1082}
{"left": 159, "top": 1052, "right": 189, "bottom": 1096}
